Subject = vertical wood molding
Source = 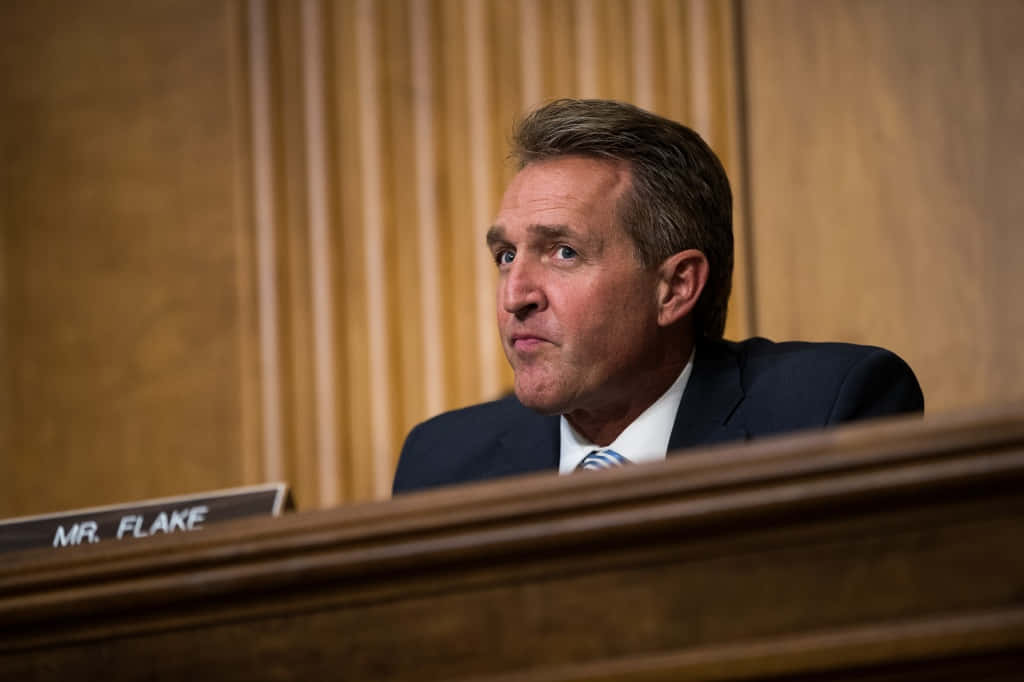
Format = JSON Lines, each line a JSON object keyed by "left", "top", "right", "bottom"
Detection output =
{"left": 688, "top": 0, "right": 712, "bottom": 140}
{"left": 354, "top": 0, "right": 395, "bottom": 500}
{"left": 519, "top": 0, "right": 543, "bottom": 108}
{"left": 465, "top": 0, "right": 500, "bottom": 400}
{"left": 227, "top": 0, "right": 264, "bottom": 489}
{"left": 575, "top": 0, "right": 598, "bottom": 98}
{"left": 720, "top": 0, "right": 754, "bottom": 340}
{"left": 658, "top": 0, "right": 690, "bottom": 118}
{"left": 410, "top": 0, "right": 445, "bottom": 418}
{"left": 631, "top": 0, "right": 655, "bottom": 110}
{"left": 247, "top": 0, "right": 284, "bottom": 484}
{"left": 300, "top": 0, "right": 341, "bottom": 507}
{"left": 331, "top": 0, "right": 374, "bottom": 504}
{"left": 0, "top": 169, "right": 9, "bottom": 470}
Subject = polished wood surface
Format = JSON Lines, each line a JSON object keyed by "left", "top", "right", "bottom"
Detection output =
{"left": 2, "top": 404, "right": 1022, "bottom": 680}
{"left": 742, "top": 0, "right": 1024, "bottom": 415}
{"left": 0, "top": 0, "right": 260, "bottom": 517}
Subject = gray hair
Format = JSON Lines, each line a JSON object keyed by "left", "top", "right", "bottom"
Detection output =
{"left": 511, "top": 98, "right": 733, "bottom": 339}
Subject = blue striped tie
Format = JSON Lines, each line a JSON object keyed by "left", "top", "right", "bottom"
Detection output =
{"left": 575, "top": 448, "right": 631, "bottom": 471}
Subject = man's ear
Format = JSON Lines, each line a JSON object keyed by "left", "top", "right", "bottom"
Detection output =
{"left": 655, "top": 249, "right": 709, "bottom": 327}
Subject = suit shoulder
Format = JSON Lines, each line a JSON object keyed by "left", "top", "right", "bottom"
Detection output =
{"left": 728, "top": 336, "right": 893, "bottom": 363}
{"left": 723, "top": 337, "right": 923, "bottom": 424}
{"left": 393, "top": 395, "right": 539, "bottom": 495}
{"left": 726, "top": 337, "right": 915, "bottom": 380}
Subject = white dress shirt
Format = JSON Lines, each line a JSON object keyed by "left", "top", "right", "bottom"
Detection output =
{"left": 558, "top": 351, "right": 695, "bottom": 473}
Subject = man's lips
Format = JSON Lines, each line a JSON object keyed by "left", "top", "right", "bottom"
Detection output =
{"left": 510, "top": 334, "right": 551, "bottom": 351}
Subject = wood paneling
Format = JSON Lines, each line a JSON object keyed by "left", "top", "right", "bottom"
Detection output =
{"left": 0, "top": 0, "right": 744, "bottom": 514}
{"left": 742, "top": 0, "right": 1024, "bottom": 414}
{"left": 0, "top": 0, "right": 260, "bottom": 517}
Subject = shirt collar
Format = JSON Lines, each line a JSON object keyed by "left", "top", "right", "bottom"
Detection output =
{"left": 558, "top": 350, "right": 695, "bottom": 473}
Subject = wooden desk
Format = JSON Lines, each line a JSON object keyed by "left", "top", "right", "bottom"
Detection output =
{"left": 2, "top": 405, "right": 1023, "bottom": 680}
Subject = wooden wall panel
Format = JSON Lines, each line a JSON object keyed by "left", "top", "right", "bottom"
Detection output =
{"left": 1, "top": 0, "right": 744, "bottom": 515}
{"left": 0, "top": 0, "right": 259, "bottom": 517}
{"left": 742, "top": 0, "right": 1024, "bottom": 414}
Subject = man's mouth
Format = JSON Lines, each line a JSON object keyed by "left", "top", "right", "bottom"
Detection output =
{"left": 510, "top": 334, "right": 549, "bottom": 351}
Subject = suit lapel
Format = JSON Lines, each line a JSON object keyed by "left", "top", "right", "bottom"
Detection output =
{"left": 668, "top": 339, "right": 748, "bottom": 452}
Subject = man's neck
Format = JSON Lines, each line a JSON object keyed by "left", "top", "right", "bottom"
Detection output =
{"left": 565, "top": 344, "right": 694, "bottom": 446}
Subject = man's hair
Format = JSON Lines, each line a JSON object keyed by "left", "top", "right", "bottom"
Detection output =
{"left": 511, "top": 98, "right": 733, "bottom": 339}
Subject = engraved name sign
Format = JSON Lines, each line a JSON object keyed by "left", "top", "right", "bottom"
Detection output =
{"left": 0, "top": 483, "right": 290, "bottom": 554}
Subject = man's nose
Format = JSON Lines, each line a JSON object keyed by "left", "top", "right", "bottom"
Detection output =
{"left": 501, "top": 258, "right": 547, "bottom": 317}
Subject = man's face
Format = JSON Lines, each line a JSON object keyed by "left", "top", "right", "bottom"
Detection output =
{"left": 487, "top": 156, "right": 664, "bottom": 416}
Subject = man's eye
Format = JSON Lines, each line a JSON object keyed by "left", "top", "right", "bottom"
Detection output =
{"left": 495, "top": 250, "right": 515, "bottom": 265}
{"left": 555, "top": 245, "right": 578, "bottom": 260}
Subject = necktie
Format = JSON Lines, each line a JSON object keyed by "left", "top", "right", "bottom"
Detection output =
{"left": 575, "top": 448, "right": 631, "bottom": 471}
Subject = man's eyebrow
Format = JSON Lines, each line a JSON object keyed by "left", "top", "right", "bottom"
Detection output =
{"left": 485, "top": 223, "right": 591, "bottom": 246}
{"left": 485, "top": 225, "right": 506, "bottom": 247}
{"left": 530, "top": 223, "right": 603, "bottom": 252}
{"left": 529, "top": 224, "right": 576, "bottom": 241}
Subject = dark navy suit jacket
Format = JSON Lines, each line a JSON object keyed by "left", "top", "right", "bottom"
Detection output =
{"left": 392, "top": 338, "right": 924, "bottom": 494}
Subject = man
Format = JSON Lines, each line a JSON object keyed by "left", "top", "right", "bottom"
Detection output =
{"left": 393, "top": 99, "right": 922, "bottom": 494}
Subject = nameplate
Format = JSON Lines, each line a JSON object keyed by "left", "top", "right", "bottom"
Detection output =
{"left": 0, "top": 483, "right": 290, "bottom": 554}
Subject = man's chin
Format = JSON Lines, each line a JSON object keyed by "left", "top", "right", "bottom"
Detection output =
{"left": 513, "top": 385, "right": 567, "bottom": 416}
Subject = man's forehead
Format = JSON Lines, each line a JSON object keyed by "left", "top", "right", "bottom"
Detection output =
{"left": 490, "top": 157, "right": 630, "bottom": 240}
{"left": 502, "top": 156, "right": 631, "bottom": 204}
